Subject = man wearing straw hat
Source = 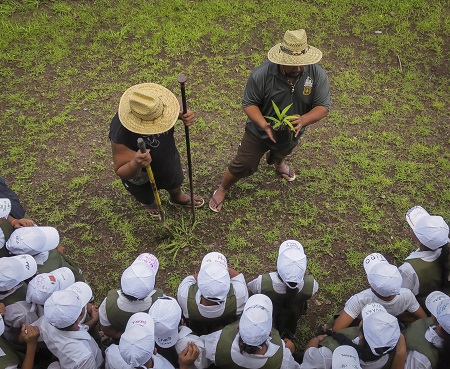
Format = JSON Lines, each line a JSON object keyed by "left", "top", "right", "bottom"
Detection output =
{"left": 209, "top": 29, "right": 330, "bottom": 212}
{"left": 110, "top": 83, "right": 204, "bottom": 217}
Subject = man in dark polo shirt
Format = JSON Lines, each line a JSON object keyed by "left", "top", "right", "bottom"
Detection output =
{"left": 209, "top": 29, "right": 331, "bottom": 213}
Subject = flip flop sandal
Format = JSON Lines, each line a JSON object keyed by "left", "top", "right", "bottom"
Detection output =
{"left": 141, "top": 203, "right": 160, "bottom": 218}
{"left": 275, "top": 165, "right": 296, "bottom": 182}
{"left": 209, "top": 189, "right": 225, "bottom": 213}
{"left": 169, "top": 195, "right": 205, "bottom": 208}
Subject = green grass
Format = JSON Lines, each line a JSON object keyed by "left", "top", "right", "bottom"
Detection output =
{"left": 0, "top": 0, "right": 449, "bottom": 351}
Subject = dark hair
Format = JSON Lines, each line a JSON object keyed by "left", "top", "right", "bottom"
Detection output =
{"left": 238, "top": 336, "right": 261, "bottom": 355}
{"left": 436, "top": 328, "right": 450, "bottom": 369}
{"left": 325, "top": 328, "right": 382, "bottom": 363}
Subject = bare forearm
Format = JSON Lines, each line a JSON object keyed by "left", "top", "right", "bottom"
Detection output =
{"left": 243, "top": 105, "right": 270, "bottom": 130}
{"left": 300, "top": 106, "right": 328, "bottom": 127}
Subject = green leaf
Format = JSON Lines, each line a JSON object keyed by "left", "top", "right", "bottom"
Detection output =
{"left": 280, "top": 103, "right": 293, "bottom": 118}
{"left": 264, "top": 116, "right": 279, "bottom": 123}
{"left": 271, "top": 100, "right": 282, "bottom": 120}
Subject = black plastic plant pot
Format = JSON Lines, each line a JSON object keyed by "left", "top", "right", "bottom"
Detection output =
{"left": 272, "top": 125, "right": 294, "bottom": 145}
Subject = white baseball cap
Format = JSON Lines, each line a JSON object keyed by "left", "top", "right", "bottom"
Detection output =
{"left": 121, "top": 262, "right": 156, "bottom": 299}
{"left": 239, "top": 294, "right": 273, "bottom": 346}
{"left": 0, "top": 198, "right": 11, "bottom": 218}
{"left": 119, "top": 312, "right": 155, "bottom": 367}
{"left": 148, "top": 296, "right": 181, "bottom": 348}
{"left": 0, "top": 254, "right": 37, "bottom": 291}
{"left": 363, "top": 309, "right": 400, "bottom": 356}
{"left": 200, "top": 252, "right": 228, "bottom": 270}
{"left": 44, "top": 289, "right": 83, "bottom": 328}
{"left": 363, "top": 253, "right": 402, "bottom": 297}
{"left": 332, "top": 345, "right": 362, "bottom": 369}
{"left": 6, "top": 226, "right": 60, "bottom": 256}
{"left": 406, "top": 206, "right": 449, "bottom": 249}
{"left": 197, "top": 262, "right": 230, "bottom": 302}
{"left": 425, "top": 291, "right": 450, "bottom": 334}
{"left": 361, "top": 302, "right": 387, "bottom": 319}
{"left": 26, "top": 267, "right": 76, "bottom": 305}
{"left": 65, "top": 281, "right": 92, "bottom": 307}
{"left": 133, "top": 253, "right": 159, "bottom": 274}
{"left": 277, "top": 240, "right": 307, "bottom": 288}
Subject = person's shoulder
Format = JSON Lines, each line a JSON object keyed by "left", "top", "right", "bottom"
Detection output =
{"left": 251, "top": 60, "right": 276, "bottom": 76}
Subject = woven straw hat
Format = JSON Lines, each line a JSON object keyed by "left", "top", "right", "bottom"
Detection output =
{"left": 118, "top": 83, "right": 180, "bottom": 135}
{"left": 267, "top": 29, "right": 322, "bottom": 66}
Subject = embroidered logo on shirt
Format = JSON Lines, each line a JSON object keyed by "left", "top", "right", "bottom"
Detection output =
{"left": 303, "top": 76, "right": 313, "bottom": 96}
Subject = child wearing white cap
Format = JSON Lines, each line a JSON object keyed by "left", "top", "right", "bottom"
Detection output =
{"left": 332, "top": 345, "right": 361, "bottom": 369}
{"left": 332, "top": 253, "right": 426, "bottom": 331}
{"left": 6, "top": 225, "right": 86, "bottom": 282}
{"left": 0, "top": 255, "right": 40, "bottom": 343}
{"left": 404, "top": 291, "right": 450, "bottom": 369}
{"left": 99, "top": 254, "right": 164, "bottom": 341}
{"left": 148, "top": 296, "right": 206, "bottom": 369}
{"left": 301, "top": 303, "right": 406, "bottom": 369}
{"left": 177, "top": 252, "right": 249, "bottom": 335}
{"left": 39, "top": 282, "right": 103, "bottom": 369}
{"left": 0, "top": 310, "right": 41, "bottom": 369}
{"left": 399, "top": 206, "right": 450, "bottom": 310}
{"left": 104, "top": 312, "right": 199, "bottom": 369}
{"left": 247, "top": 240, "right": 319, "bottom": 338}
{"left": 201, "top": 294, "right": 301, "bottom": 369}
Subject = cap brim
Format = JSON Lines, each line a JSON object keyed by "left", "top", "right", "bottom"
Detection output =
{"left": 38, "top": 227, "right": 60, "bottom": 251}
{"left": 406, "top": 206, "right": 429, "bottom": 229}
{"left": 200, "top": 252, "right": 228, "bottom": 270}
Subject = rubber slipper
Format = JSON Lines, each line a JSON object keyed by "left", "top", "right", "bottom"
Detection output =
{"left": 169, "top": 195, "right": 205, "bottom": 208}
{"left": 142, "top": 203, "right": 160, "bottom": 218}
{"left": 209, "top": 189, "right": 225, "bottom": 213}
{"left": 275, "top": 164, "right": 296, "bottom": 182}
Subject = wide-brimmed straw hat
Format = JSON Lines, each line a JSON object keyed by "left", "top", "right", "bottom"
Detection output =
{"left": 267, "top": 29, "right": 322, "bottom": 66}
{"left": 118, "top": 83, "right": 180, "bottom": 135}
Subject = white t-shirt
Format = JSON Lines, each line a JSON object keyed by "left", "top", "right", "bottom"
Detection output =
{"left": 105, "top": 344, "right": 175, "bottom": 369}
{"left": 39, "top": 318, "right": 103, "bottom": 369}
{"left": 343, "top": 288, "right": 420, "bottom": 319}
{"left": 99, "top": 289, "right": 156, "bottom": 326}
{"left": 177, "top": 274, "right": 248, "bottom": 319}
{"left": 0, "top": 285, "right": 39, "bottom": 342}
{"left": 398, "top": 249, "right": 441, "bottom": 295}
{"left": 201, "top": 329, "right": 300, "bottom": 369}
{"left": 247, "top": 272, "right": 319, "bottom": 296}
{"left": 175, "top": 326, "right": 207, "bottom": 369}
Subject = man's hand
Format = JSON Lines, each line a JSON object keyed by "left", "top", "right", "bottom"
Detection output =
{"left": 178, "top": 342, "right": 200, "bottom": 369}
{"left": 264, "top": 124, "right": 276, "bottom": 143}
{"left": 0, "top": 302, "right": 5, "bottom": 315}
{"left": 133, "top": 149, "right": 152, "bottom": 168}
{"left": 290, "top": 114, "right": 304, "bottom": 137}
{"left": 180, "top": 110, "right": 195, "bottom": 126}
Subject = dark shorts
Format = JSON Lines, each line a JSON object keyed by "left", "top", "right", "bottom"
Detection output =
{"left": 122, "top": 161, "right": 184, "bottom": 206}
{"left": 228, "top": 129, "right": 299, "bottom": 178}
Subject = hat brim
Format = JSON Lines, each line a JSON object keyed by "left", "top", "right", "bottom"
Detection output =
{"left": 118, "top": 83, "right": 180, "bottom": 135}
{"left": 267, "top": 44, "right": 322, "bottom": 66}
{"left": 405, "top": 206, "right": 429, "bottom": 229}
